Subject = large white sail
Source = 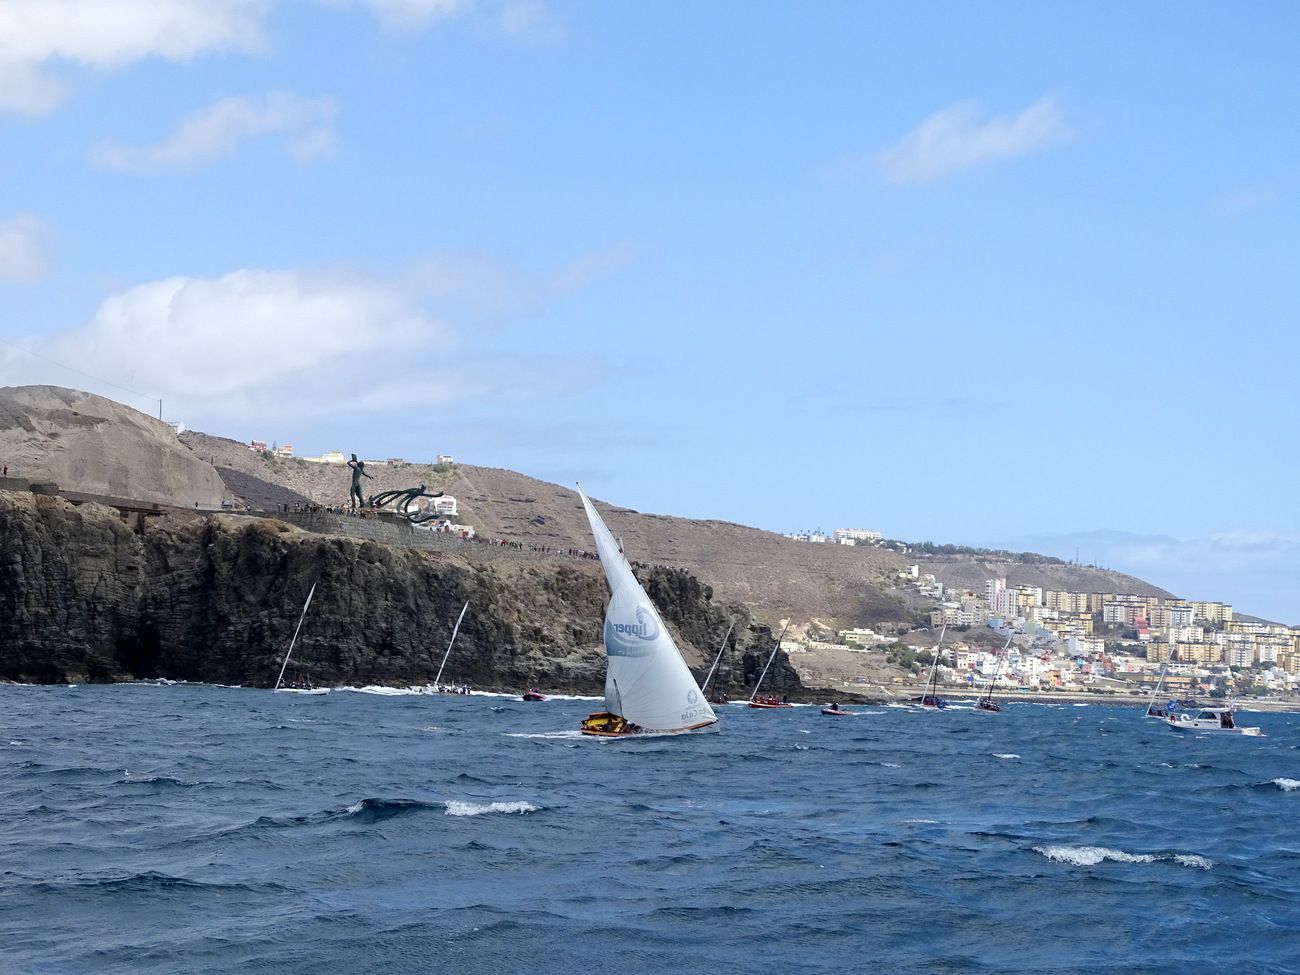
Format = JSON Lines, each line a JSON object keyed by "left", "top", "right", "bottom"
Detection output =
{"left": 578, "top": 487, "right": 716, "bottom": 732}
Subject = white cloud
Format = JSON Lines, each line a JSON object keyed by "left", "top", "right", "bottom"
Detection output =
{"left": 0, "top": 252, "right": 615, "bottom": 425}
{"left": 0, "top": 214, "right": 52, "bottom": 282}
{"left": 498, "top": 0, "right": 561, "bottom": 42}
{"left": 91, "top": 91, "right": 336, "bottom": 171}
{"left": 360, "top": 0, "right": 470, "bottom": 31}
{"left": 49, "top": 268, "right": 443, "bottom": 401}
{"left": 875, "top": 95, "right": 1073, "bottom": 185}
{"left": 0, "top": 0, "right": 268, "bottom": 115}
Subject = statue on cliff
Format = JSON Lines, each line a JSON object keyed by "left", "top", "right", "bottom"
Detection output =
{"left": 347, "top": 454, "right": 374, "bottom": 511}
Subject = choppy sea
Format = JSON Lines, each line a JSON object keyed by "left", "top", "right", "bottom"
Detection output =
{"left": 3, "top": 685, "right": 1299, "bottom": 974}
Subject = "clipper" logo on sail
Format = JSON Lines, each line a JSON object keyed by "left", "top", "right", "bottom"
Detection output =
{"left": 605, "top": 605, "right": 661, "bottom": 657}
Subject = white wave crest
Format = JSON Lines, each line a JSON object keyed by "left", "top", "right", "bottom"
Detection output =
{"left": 444, "top": 800, "right": 540, "bottom": 817}
{"left": 883, "top": 762, "right": 901, "bottom": 768}
{"left": 993, "top": 753, "right": 1021, "bottom": 759}
{"left": 1272, "top": 778, "right": 1300, "bottom": 792}
{"left": 1036, "top": 846, "right": 1156, "bottom": 866}
{"left": 1036, "top": 845, "right": 1212, "bottom": 869}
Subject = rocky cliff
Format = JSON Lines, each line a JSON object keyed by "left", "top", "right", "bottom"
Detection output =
{"left": 0, "top": 491, "right": 803, "bottom": 697}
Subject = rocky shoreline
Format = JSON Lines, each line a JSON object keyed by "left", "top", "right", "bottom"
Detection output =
{"left": 0, "top": 490, "right": 810, "bottom": 697}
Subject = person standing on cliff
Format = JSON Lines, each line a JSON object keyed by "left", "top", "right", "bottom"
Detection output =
{"left": 347, "top": 453, "right": 373, "bottom": 511}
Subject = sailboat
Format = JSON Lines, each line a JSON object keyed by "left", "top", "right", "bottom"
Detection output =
{"left": 273, "top": 582, "right": 329, "bottom": 694}
{"left": 748, "top": 622, "right": 793, "bottom": 708}
{"left": 1144, "top": 644, "right": 1177, "bottom": 719}
{"left": 431, "top": 600, "right": 471, "bottom": 694}
{"left": 699, "top": 620, "right": 735, "bottom": 705}
{"left": 914, "top": 626, "right": 947, "bottom": 708}
{"left": 977, "top": 634, "right": 1014, "bottom": 712}
{"left": 576, "top": 487, "right": 718, "bottom": 737}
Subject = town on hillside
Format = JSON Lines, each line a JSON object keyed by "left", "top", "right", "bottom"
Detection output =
{"left": 784, "top": 528, "right": 1299, "bottom": 700}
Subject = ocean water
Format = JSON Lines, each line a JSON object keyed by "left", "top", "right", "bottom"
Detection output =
{"left": 3, "top": 687, "right": 1299, "bottom": 974}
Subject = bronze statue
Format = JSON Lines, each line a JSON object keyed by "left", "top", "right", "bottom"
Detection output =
{"left": 347, "top": 454, "right": 373, "bottom": 511}
{"left": 368, "top": 484, "right": 445, "bottom": 524}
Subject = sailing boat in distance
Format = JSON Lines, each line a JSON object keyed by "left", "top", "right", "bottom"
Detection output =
{"left": 976, "top": 633, "right": 1014, "bottom": 712}
{"left": 914, "top": 626, "right": 947, "bottom": 709}
{"left": 575, "top": 486, "right": 717, "bottom": 737}
{"left": 748, "top": 622, "right": 793, "bottom": 708}
{"left": 273, "top": 582, "right": 329, "bottom": 695}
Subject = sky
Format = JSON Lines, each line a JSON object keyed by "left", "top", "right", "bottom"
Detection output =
{"left": 1, "top": 1, "right": 1298, "bottom": 619}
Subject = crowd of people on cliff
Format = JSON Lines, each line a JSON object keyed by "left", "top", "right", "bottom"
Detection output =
{"left": 266, "top": 501, "right": 658, "bottom": 570}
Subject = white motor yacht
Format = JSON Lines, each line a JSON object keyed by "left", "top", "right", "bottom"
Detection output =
{"left": 1165, "top": 707, "right": 1262, "bottom": 736}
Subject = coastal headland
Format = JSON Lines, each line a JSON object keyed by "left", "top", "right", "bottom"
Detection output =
{"left": 0, "top": 488, "right": 805, "bottom": 696}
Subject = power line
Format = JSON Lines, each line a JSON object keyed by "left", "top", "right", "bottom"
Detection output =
{"left": 0, "top": 336, "right": 161, "bottom": 415}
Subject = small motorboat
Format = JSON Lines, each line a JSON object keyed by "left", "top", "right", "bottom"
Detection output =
{"left": 522, "top": 689, "right": 546, "bottom": 702}
{"left": 821, "top": 704, "right": 855, "bottom": 716}
{"left": 1165, "top": 707, "right": 1262, "bottom": 736}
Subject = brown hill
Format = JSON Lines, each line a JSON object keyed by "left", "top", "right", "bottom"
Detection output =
{"left": 178, "top": 429, "right": 910, "bottom": 627}
{"left": 912, "top": 555, "right": 1173, "bottom": 598}
{"left": 0, "top": 387, "right": 1180, "bottom": 628}
{"left": 0, "top": 385, "right": 225, "bottom": 507}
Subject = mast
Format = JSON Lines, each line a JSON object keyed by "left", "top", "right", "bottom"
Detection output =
{"left": 1146, "top": 643, "right": 1173, "bottom": 715}
{"left": 274, "top": 582, "right": 317, "bottom": 691}
{"left": 749, "top": 622, "right": 791, "bottom": 702}
{"left": 981, "top": 634, "right": 1013, "bottom": 704}
{"left": 699, "top": 619, "right": 735, "bottom": 696}
{"left": 923, "top": 625, "right": 946, "bottom": 700}
{"left": 433, "top": 600, "right": 470, "bottom": 688}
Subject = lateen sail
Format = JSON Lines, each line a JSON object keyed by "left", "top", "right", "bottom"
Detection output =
{"left": 579, "top": 487, "right": 717, "bottom": 732}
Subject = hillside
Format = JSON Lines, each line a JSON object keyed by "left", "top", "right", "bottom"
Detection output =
{"left": 911, "top": 554, "right": 1173, "bottom": 599}
{"left": 179, "top": 429, "right": 909, "bottom": 626}
{"left": 1, "top": 386, "right": 1181, "bottom": 629}
{"left": 0, "top": 385, "right": 225, "bottom": 506}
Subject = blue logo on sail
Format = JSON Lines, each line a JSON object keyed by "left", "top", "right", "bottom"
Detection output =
{"left": 605, "top": 604, "right": 661, "bottom": 657}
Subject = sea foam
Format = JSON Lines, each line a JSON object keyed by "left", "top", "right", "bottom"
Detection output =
{"left": 1035, "top": 845, "right": 1213, "bottom": 869}
{"left": 1272, "top": 777, "right": 1300, "bottom": 792}
{"left": 993, "top": 753, "right": 1021, "bottom": 760}
{"left": 444, "top": 800, "right": 540, "bottom": 817}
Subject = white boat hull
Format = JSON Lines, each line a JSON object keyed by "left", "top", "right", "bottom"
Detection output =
{"left": 1165, "top": 714, "right": 1260, "bottom": 735}
{"left": 274, "top": 688, "right": 330, "bottom": 695}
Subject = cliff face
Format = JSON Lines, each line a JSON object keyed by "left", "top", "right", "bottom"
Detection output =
{"left": 0, "top": 491, "right": 802, "bottom": 696}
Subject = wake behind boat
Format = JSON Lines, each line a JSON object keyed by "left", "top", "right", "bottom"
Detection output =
{"left": 575, "top": 487, "right": 717, "bottom": 738}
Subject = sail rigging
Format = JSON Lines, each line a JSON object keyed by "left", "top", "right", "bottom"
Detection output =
{"left": 699, "top": 620, "right": 735, "bottom": 697}
{"left": 921, "top": 625, "right": 946, "bottom": 705}
{"left": 979, "top": 633, "right": 1014, "bottom": 709}
{"left": 433, "top": 600, "right": 470, "bottom": 688}
{"left": 274, "top": 582, "right": 317, "bottom": 691}
{"left": 749, "top": 622, "right": 791, "bottom": 703}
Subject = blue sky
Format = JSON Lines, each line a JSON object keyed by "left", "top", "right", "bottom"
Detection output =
{"left": 2, "top": 1, "right": 1298, "bottom": 619}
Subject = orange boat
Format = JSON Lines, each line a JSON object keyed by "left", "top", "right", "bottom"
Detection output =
{"left": 748, "top": 695, "right": 792, "bottom": 709}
